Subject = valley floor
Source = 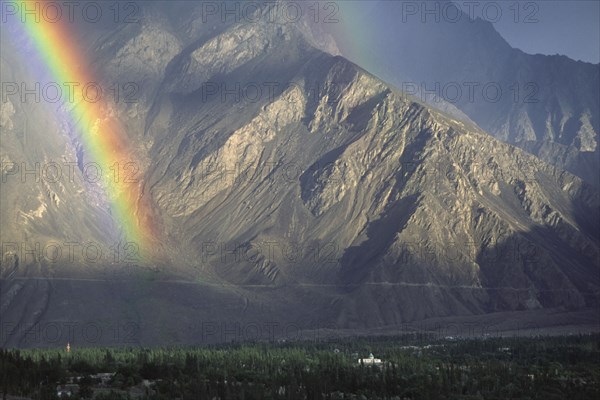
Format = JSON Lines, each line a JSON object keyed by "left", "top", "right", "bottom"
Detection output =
{"left": 1, "top": 334, "right": 599, "bottom": 399}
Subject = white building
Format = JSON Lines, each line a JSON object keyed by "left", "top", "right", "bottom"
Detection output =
{"left": 358, "top": 353, "right": 382, "bottom": 365}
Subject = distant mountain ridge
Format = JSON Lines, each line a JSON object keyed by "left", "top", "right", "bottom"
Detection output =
{"left": 311, "top": 0, "right": 599, "bottom": 187}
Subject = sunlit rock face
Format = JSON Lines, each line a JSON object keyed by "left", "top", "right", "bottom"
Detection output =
{"left": 0, "top": 2, "right": 598, "bottom": 346}
{"left": 308, "top": 1, "right": 599, "bottom": 187}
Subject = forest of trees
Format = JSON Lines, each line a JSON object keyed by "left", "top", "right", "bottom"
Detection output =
{"left": 1, "top": 333, "right": 598, "bottom": 399}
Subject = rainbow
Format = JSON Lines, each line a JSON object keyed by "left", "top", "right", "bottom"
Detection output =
{"left": 8, "top": 0, "right": 156, "bottom": 258}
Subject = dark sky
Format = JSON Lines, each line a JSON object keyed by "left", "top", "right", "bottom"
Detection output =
{"left": 456, "top": 0, "right": 600, "bottom": 63}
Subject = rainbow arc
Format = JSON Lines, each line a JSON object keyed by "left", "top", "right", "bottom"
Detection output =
{"left": 11, "top": 0, "right": 156, "bottom": 258}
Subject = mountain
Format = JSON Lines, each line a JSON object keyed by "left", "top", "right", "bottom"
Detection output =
{"left": 0, "top": 2, "right": 598, "bottom": 346}
{"left": 311, "top": 0, "right": 600, "bottom": 187}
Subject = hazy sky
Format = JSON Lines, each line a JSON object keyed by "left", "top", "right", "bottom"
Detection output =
{"left": 456, "top": 0, "right": 600, "bottom": 63}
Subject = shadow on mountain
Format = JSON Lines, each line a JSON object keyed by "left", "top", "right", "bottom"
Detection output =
{"left": 476, "top": 223, "right": 599, "bottom": 313}
{"left": 337, "top": 194, "right": 420, "bottom": 289}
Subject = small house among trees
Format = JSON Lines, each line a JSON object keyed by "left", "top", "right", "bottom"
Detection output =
{"left": 358, "top": 353, "right": 382, "bottom": 366}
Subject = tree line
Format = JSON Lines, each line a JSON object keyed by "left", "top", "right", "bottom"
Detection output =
{"left": 1, "top": 333, "right": 598, "bottom": 399}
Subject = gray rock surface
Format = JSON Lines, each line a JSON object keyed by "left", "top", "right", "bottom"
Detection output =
{"left": 0, "top": 2, "right": 598, "bottom": 346}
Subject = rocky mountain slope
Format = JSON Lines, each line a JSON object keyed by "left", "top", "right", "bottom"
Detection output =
{"left": 314, "top": 0, "right": 599, "bottom": 187}
{"left": 0, "top": 2, "right": 598, "bottom": 346}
